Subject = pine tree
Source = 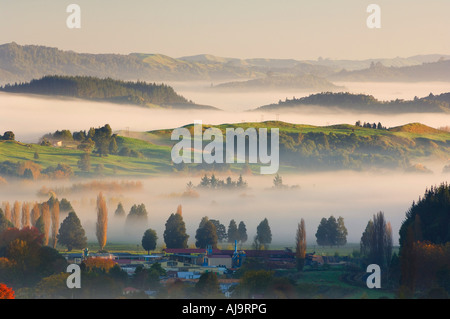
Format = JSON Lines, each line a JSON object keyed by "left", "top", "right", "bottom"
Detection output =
{"left": 195, "top": 217, "right": 218, "bottom": 249}
{"left": 141, "top": 229, "right": 158, "bottom": 254}
{"left": 256, "top": 218, "right": 272, "bottom": 249}
{"left": 227, "top": 219, "right": 239, "bottom": 243}
{"left": 114, "top": 202, "right": 125, "bottom": 217}
{"left": 163, "top": 212, "right": 189, "bottom": 249}
{"left": 210, "top": 219, "right": 227, "bottom": 243}
{"left": 57, "top": 212, "right": 87, "bottom": 251}
{"left": 237, "top": 221, "right": 248, "bottom": 244}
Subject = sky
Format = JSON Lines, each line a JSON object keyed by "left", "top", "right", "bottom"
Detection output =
{"left": 1, "top": 0, "right": 450, "bottom": 60}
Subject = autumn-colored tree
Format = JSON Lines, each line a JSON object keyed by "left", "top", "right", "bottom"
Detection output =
{"left": 31, "top": 202, "right": 40, "bottom": 226}
{"left": 35, "top": 272, "right": 71, "bottom": 298}
{"left": 0, "top": 212, "right": 13, "bottom": 233}
{"left": 96, "top": 193, "right": 108, "bottom": 251}
{"left": 0, "top": 227, "right": 43, "bottom": 282}
{"left": 21, "top": 202, "right": 31, "bottom": 229}
{"left": 41, "top": 203, "right": 51, "bottom": 246}
{"left": 295, "top": 218, "right": 307, "bottom": 271}
{"left": 0, "top": 283, "right": 15, "bottom": 299}
{"left": 51, "top": 201, "right": 60, "bottom": 248}
{"left": 3, "top": 202, "right": 11, "bottom": 222}
{"left": 83, "top": 257, "right": 116, "bottom": 272}
{"left": 176, "top": 204, "right": 182, "bottom": 216}
{"left": 12, "top": 201, "right": 20, "bottom": 229}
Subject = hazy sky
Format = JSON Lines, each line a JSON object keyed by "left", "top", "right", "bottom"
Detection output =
{"left": 1, "top": 1, "right": 450, "bottom": 60}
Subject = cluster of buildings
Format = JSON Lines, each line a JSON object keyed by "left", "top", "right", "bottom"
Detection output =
{"left": 63, "top": 244, "right": 347, "bottom": 297}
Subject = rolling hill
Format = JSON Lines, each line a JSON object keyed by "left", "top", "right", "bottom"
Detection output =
{"left": 0, "top": 75, "right": 218, "bottom": 110}
{"left": 211, "top": 74, "right": 343, "bottom": 92}
{"left": 256, "top": 92, "right": 450, "bottom": 114}
{"left": 330, "top": 59, "right": 450, "bottom": 82}
{"left": 2, "top": 121, "right": 447, "bottom": 180}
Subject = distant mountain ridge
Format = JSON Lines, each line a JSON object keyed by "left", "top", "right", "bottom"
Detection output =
{"left": 1, "top": 42, "right": 450, "bottom": 86}
{"left": 330, "top": 59, "right": 450, "bottom": 82}
{"left": 212, "top": 74, "right": 343, "bottom": 92}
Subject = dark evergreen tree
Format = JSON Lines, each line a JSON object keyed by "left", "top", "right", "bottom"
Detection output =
{"left": 163, "top": 213, "right": 189, "bottom": 249}
{"left": 210, "top": 219, "right": 227, "bottom": 243}
{"left": 237, "top": 221, "right": 248, "bottom": 244}
{"left": 195, "top": 217, "right": 218, "bottom": 249}
{"left": 255, "top": 218, "right": 272, "bottom": 249}
{"left": 227, "top": 219, "right": 239, "bottom": 244}
{"left": 141, "top": 229, "right": 158, "bottom": 254}
{"left": 77, "top": 152, "right": 91, "bottom": 172}
{"left": 114, "top": 202, "right": 126, "bottom": 218}
{"left": 125, "top": 204, "right": 148, "bottom": 235}
{"left": 57, "top": 212, "right": 87, "bottom": 251}
{"left": 194, "top": 272, "right": 221, "bottom": 298}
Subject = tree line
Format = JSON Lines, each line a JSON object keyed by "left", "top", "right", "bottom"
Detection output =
{"left": 1, "top": 75, "right": 192, "bottom": 107}
{"left": 1, "top": 182, "right": 448, "bottom": 298}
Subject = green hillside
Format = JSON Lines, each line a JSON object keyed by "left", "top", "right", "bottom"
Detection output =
{"left": 0, "top": 121, "right": 449, "bottom": 180}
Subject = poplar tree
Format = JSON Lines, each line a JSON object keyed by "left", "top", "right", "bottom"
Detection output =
{"left": 51, "top": 201, "right": 60, "bottom": 248}
{"left": 12, "top": 201, "right": 20, "bottom": 229}
{"left": 96, "top": 193, "right": 108, "bottom": 251}
{"left": 21, "top": 202, "right": 30, "bottom": 229}
{"left": 41, "top": 202, "right": 51, "bottom": 245}
{"left": 295, "top": 218, "right": 307, "bottom": 271}
{"left": 31, "top": 202, "right": 40, "bottom": 226}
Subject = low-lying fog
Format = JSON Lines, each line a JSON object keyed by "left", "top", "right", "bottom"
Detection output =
{"left": 1, "top": 169, "right": 448, "bottom": 247}
{"left": 2, "top": 81, "right": 450, "bottom": 143}
{"left": 1, "top": 81, "right": 449, "bottom": 248}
